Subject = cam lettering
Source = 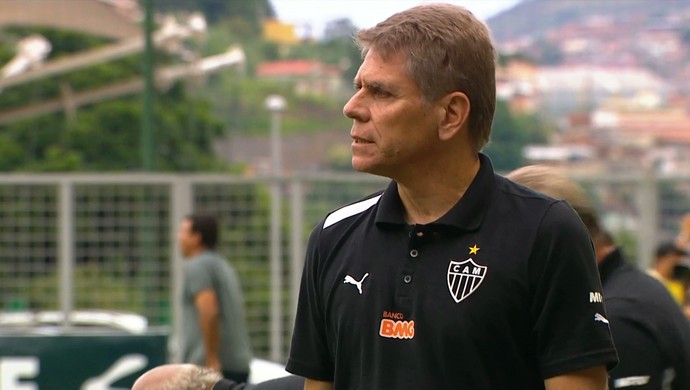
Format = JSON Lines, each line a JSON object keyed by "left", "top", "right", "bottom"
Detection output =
{"left": 379, "top": 319, "right": 415, "bottom": 339}
{"left": 451, "top": 264, "right": 482, "bottom": 275}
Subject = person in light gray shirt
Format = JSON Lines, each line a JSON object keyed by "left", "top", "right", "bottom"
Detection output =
{"left": 178, "top": 213, "right": 252, "bottom": 383}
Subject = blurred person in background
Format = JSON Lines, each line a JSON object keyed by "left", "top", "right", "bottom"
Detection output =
{"left": 132, "top": 364, "right": 303, "bottom": 390}
{"left": 673, "top": 262, "right": 690, "bottom": 321}
{"left": 648, "top": 241, "right": 689, "bottom": 307}
{"left": 674, "top": 212, "right": 690, "bottom": 320}
{"left": 676, "top": 212, "right": 690, "bottom": 253}
{"left": 507, "top": 165, "right": 690, "bottom": 390}
{"left": 286, "top": 4, "right": 616, "bottom": 389}
{"left": 178, "top": 213, "right": 253, "bottom": 383}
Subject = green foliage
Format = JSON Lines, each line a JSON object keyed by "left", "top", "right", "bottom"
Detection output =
{"left": 5, "top": 26, "right": 110, "bottom": 55}
{"left": 156, "top": 0, "right": 275, "bottom": 27}
{"left": 484, "top": 100, "right": 550, "bottom": 172}
{"left": 2, "top": 90, "right": 228, "bottom": 172}
{"left": 612, "top": 229, "right": 639, "bottom": 265}
{"left": 200, "top": 18, "right": 359, "bottom": 139}
{"left": 197, "top": 71, "right": 350, "bottom": 138}
{"left": 36, "top": 146, "right": 83, "bottom": 172}
{"left": 498, "top": 53, "right": 537, "bottom": 67}
{"left": 0, "top": 135, "right": 24, "bottom": 170}
{"left": 326, "top": 144, "right": 354, "bottom": 172}
{"left": 280, "top": 38, "right": 362, "bottom": 84}
{"left": 8, "top": 262, "right": 150, "bottom": 313}
{"left": 0, "top": 26, "right": 230, "bottom": 172}
{"left": 0, "top": 5, "right": 365, "bottom": 173}
{"left": 64, "top": 100, "right": 142, "bottom": 170}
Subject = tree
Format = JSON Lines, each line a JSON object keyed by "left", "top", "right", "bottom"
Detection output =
{"left": 0, "top": 27, "right": 230, "bottom": 172}
{"left": 155, "top": 0, "right": 275, "bottom": 27}
{"left": 276, "top": 27, "right": 361, "bottom": 87}
{"left": 323, "top": 18, "right": 358, "bottom": 41}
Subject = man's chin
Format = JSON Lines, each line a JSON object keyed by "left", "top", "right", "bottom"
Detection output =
{"left": 351, "top": 160, "right": 373, "bottom": 174}
{"left": 352, "top": 160, "right": 388, "bottom": 178}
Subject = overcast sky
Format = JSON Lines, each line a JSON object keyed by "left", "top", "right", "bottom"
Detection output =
{"left": 270, "top": 0, "right": 521, "bottom": 38}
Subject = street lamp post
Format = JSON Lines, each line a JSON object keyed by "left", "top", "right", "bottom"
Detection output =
{"left": 265, "top": 94, "right": 286, "bottom": 362}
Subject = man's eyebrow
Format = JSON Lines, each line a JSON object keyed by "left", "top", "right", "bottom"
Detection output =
{"left": 357, "top": 79, "right": 395, "bottom": 93}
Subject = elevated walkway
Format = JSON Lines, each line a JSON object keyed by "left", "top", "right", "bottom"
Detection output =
{"left": 0, "top": 0, "right": 140, "bottom": 39}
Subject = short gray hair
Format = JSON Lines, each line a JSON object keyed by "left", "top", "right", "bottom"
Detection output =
{"left": 355, "top": 4, "right": 497, "bottom": 151}
{"left": 507, "top": 165, "right": 602, "bottom": 240}
{"left": 163, "top": 365, "right": 223, "bottom": 390}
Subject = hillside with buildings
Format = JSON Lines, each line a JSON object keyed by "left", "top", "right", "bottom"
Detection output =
{"left": 489, "top": 0, "right": 690, "bottom": 174}
{"left": 1, "top": 0, "right": 689, "bottom": 175}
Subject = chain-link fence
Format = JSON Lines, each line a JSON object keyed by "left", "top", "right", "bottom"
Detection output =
{"left": 1, "top": 171, "right": 689, "bottom": 362}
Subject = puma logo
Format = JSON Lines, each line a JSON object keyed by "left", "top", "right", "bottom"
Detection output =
{"left": 594, "top": 312, "right": 609, "bottom": 324}
{"left": 344, "top": 273, "right": 369, "bottom": 294}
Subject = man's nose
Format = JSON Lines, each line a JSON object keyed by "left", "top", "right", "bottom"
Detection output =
{"left": 343, "top": 91, "right": 365, "bottom": 121}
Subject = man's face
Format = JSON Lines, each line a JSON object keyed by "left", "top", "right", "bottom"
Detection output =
{"left": 343, "top": 49, "right": 442, "bottom": 180}
{"left": 668, "top": 253, "right": 685, "bottom": 267}
{"left": 177, "top": 219, "right": 200, "bottom": 258}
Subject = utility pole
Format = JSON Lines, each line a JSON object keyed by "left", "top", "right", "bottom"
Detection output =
{"left": 265, "top": 94, "right": 286, "bottom": 361}
{"left": 142, "top": 0, "right": 154, "bottom": 170}
{"left": 140, "top": 0, "right": 156, "bottom": 327}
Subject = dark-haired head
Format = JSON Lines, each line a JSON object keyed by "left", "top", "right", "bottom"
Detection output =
{"left": 187, "top": 213, "right": 219, "bottom": 250}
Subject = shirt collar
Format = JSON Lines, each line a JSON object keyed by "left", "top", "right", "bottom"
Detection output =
{"left": 375, "top": 153, "right": 495, "bottom": 231}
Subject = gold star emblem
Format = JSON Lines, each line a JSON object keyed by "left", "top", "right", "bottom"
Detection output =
{"left": 469, "top": 244, "right": 480, "bottom": 255}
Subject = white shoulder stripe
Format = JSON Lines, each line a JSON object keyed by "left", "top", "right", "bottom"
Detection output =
{"left": 323, "top": 195, "right": 382, "bottom": 229}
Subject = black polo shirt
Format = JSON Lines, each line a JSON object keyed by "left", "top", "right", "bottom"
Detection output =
{"left": 286, "top": 154, "right": 617, "bottom": 389}
{"left": 599, "top": 248, "right": 690, "bottom": 389}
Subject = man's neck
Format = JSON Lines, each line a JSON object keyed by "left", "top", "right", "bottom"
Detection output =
{"left": 396, "top": 154, "right": 480, "bottom": 225}
{"left": 654, "top": 262, "right": 675, "bottom": 279}
{"left": 187, "top": 247, "right": 207, "bottom": 259}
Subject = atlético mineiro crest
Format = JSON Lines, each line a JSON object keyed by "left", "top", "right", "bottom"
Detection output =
{"left": 447, "top": 258, "right": 487, "bottom": 303}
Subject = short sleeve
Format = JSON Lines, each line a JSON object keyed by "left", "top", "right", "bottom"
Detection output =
{"left": 529, "top": 201, "right": 618, "bottom": 378}
{"left": 185, "top": 258, "right": 215, "bottom": 296}
{"left": 285, "top": 222, "right": 335, "bottom": 381}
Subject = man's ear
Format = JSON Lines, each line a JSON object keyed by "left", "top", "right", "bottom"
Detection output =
{"left": 191, "top": 231, "right": 202, "bottom": 247}
{"left": 438, "top": 92, "right": 470, "bottom": 141}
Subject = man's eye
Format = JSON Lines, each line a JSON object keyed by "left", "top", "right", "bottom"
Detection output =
{"left": 373, "top": 89, "right": 390, "bottom": 97}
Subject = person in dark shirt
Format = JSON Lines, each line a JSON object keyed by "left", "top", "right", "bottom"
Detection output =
{"left": 286, "top": 4, "right": 616, "bottom": 389}
{"left": 508, "top": 165, "right": 690, "bottom": 390}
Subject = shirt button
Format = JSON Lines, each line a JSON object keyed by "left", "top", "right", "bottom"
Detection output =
{"left": 403, "top": 275, "right": 412, "bottom": 284}
{"left": 409, "top": 249, "right": 418, "bottom": 258}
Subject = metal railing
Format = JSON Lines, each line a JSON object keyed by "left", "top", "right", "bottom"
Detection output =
{"left": 0, "top": 171, "right": 688, "bottom": 362}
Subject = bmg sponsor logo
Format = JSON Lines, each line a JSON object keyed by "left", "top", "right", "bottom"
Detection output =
{"left": 379, "top": 311, "right": 414, "bottom": 339}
